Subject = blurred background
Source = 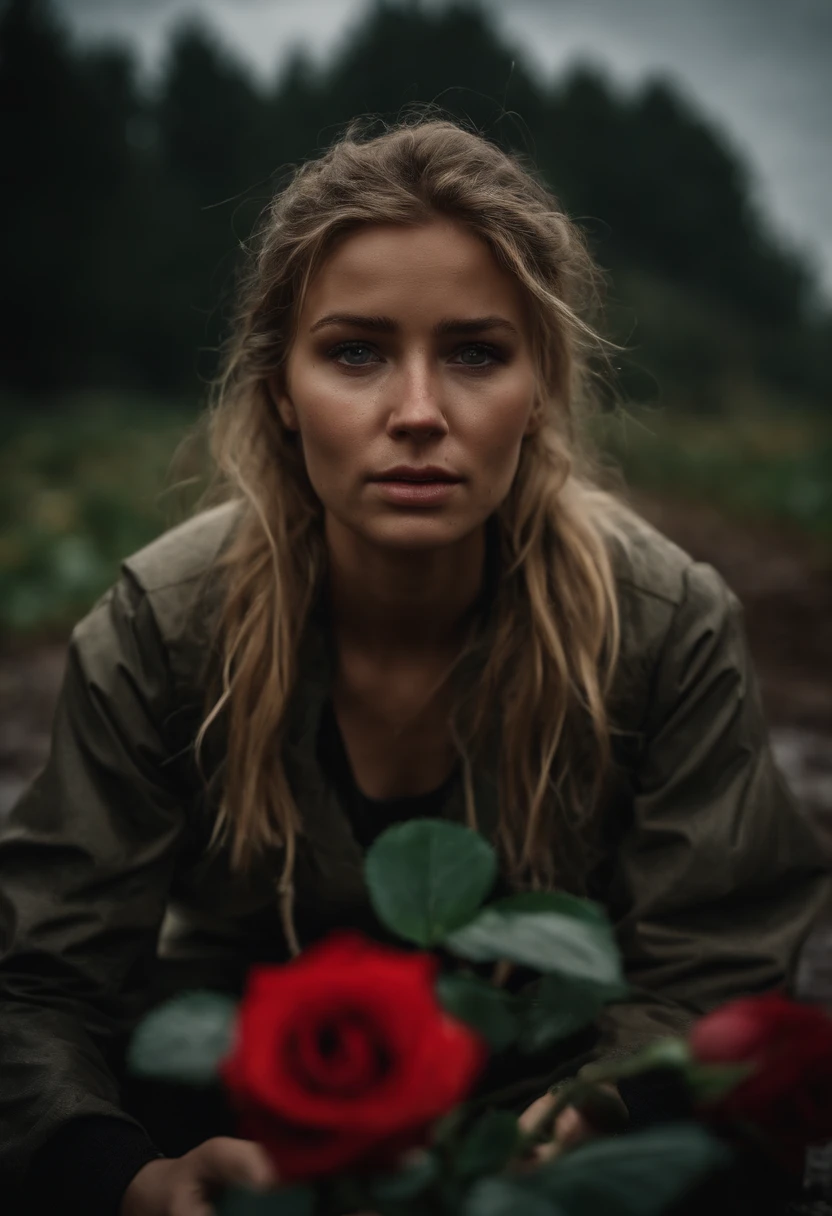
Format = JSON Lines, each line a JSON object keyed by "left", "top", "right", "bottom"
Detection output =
{"left": 1, "top": 0, "right": 830, "bottom": 862}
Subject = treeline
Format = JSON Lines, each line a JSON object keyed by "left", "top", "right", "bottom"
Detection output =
{"left": 2, "top": 0, "right": 830, "bottom": 410}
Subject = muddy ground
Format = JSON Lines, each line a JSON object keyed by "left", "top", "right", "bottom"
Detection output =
{"left": 632, "top": 493, "right": 832, "bottom": 825}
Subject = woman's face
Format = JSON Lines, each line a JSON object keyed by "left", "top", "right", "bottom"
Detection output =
{"left": 276, "top": 217, "right": 538, "bottom": 552}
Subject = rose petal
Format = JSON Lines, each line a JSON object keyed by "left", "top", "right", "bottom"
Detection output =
{"left": 691, "top": 993, "right": 832, "bottom": 1159}
{"left": 221, "top": 933, "right": 485, "bottom": 1161}
{"left": 291, "top": 1011, "right": 385, "bottom": 1095}
{"left": 224, "top": 955, "right": 449, "bottom": 1123}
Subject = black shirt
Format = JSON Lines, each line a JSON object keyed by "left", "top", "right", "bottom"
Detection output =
{"left": 316, "top": 693, "right": 460, "bottom": 848}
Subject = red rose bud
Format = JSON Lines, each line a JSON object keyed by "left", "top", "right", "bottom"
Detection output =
{"left": 220, "top": 932, "right": 485, "bottom": 1183}
{"left": 689, "top": 994, "right": 832, "bottom": 1168}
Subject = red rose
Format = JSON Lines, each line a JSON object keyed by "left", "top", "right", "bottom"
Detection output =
{"left": 690, "top": 993, "right": 832, "bottom": 1166}
{"left": 220, "top": 932, "right": 485, "bottom": 1182}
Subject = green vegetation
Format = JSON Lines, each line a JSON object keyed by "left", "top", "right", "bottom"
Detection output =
{"left": 0, "top": 402, "right": 207, "bottom": 635}
{"left": 595, "top": 407, "right": 832, "bottom": 540}
{"left": 2, "top": 403, "right": 828, "bottom": 638}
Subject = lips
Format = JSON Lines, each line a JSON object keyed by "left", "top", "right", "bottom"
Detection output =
{"left": 372, "top": 466, "right": 462, "bottom": 483}
{"left": 372, "top": 479, "right": 461, "bottom": 505}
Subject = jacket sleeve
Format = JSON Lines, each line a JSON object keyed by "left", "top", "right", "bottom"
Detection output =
{"left": 595, "top": 560, "right": 831, "bottom": 1061}
{"left": 0, "top": 572, "right": 188, "bottom": 1180}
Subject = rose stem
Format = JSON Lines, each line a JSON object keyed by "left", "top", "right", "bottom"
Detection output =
{"left": 490, "top": 959, "right": 514, "bottom": 987}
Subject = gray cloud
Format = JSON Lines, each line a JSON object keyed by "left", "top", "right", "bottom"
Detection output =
{"left": 490, "top": 0, "right": 832, "bottom": 292}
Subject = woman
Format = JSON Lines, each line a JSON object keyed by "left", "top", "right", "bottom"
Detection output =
{"left": 0, "top": 119, "right": 827, "bottom": 1216}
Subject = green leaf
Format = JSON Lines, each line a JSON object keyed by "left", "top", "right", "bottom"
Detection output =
{"left": 432, "top": 1103, "right": 469, "bottom": 1147}
{"left": 370, "top": 1152, "right": 440, "bottom": 1201}
{"left": 464, "top": 1178, "right": 564, "bottom": 1216}
{"left": 437, "top": 972, "right": 519, "bottom": 1051}
{"left": 528, "top": 1123, "right": 730, "bottom": 1216}
{"left": 126, "top": 990, "right": 237, "bottom": 1086}
{"left": 492, "top": 891, "right": 611, "bottom": 924}
{"left": 685, "top": 1060, "right": 754, "bottom": 1104}
{"left": 216, "top": 1185, "right": 315, "bottom": 1216}
{"left": 365, "top": 819, "right": 497, "bottom": 946}
{"left": 455, "top": 1109, "right": 521, "bottom": 1179}
{"left": 517, "top": 972, "right": 628, "bottom": 1053}
{"left": 446, "top": 893, "right": 623, "bottom": 987}
{"left": 620, "top": 1038, "right": 693, "bottom": 1074}
{"left": 581, "top": 1037, "right": 693, "bottom": 1086}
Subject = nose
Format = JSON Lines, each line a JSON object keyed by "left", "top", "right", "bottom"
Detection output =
{"left": 385, "top": 353, "right": 449, "bottom": 439}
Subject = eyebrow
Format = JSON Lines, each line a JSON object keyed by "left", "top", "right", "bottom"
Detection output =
{"left": 308, "top": 313, "right": 520, "bottom": 337}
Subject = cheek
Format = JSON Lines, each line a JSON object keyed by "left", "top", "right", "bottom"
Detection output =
{"left": 290, "top": 375, "right": 369, "bottom": 477}
{"left": 303, "top": 409, "right": 356, "bottom": 461}
{"left": 467, "top": 378, "right": 535, "bottom": 464}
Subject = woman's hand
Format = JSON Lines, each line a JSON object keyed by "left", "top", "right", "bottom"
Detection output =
{"left": 519, "top": 1084, "right": 627, "bottom": 1162}
{"left": 119, "top": 1137, "right": 276, "bottom": 1216}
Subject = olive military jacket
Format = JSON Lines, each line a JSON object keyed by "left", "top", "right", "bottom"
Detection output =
{"left": 0, "top": 501, "right": 828, "bottom": 1180}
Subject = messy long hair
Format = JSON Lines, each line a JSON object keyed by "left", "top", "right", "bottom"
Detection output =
{"left": 196, "top": 118, "right": 624, "bottom": 927}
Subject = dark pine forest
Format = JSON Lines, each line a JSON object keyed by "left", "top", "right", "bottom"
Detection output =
{"left": 2, "top": 0, "right": 830, "bottom": 413}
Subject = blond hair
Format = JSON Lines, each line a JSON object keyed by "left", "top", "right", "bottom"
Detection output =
{"left": 196, "top": 118, "right": 623, "bottom": 920}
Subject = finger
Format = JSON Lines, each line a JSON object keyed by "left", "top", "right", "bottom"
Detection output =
{"left": 170, "top": 1178, "right": 216, "bottom": 1216}
{"left": 194, "top": 1137, "right": 278, "bottom": 1191}
{"left": 572, "top": 1083, "right": 629, "bottom": 1134}
{"left": 518, "top": 1091, "right": 557, "bottom": 1134}
{"left": 530, "top": 1139, "right": 560, "bottom": 1164}
{"left": 515, "top": 1136, "right": 562, "bottom": 1172}
{"left": 554, "top": 1106, "right": 594, "bottom": 1148}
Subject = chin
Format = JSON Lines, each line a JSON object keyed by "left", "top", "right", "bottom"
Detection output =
{"left": 360, "top": 515, "right": 477, "bottom": 551}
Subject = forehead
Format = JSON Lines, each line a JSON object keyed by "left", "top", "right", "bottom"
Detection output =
{"left": 300, "top": 218, "right": 527, "bottom": 323}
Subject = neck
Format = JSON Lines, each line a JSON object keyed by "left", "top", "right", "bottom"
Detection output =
{"left": 324, "top": 516, "right": 488, "bottom": 658}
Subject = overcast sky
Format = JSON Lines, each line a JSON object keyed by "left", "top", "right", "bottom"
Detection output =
{"left": 57, "top": 0, "right": 832, "bottom": 300}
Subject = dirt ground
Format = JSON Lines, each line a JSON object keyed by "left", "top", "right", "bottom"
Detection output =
{"left": 632, "top": 492, "right": 832, "bottom": 828}
{"left": 625, "top": 494, "right": 832, "bottom": 1051}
